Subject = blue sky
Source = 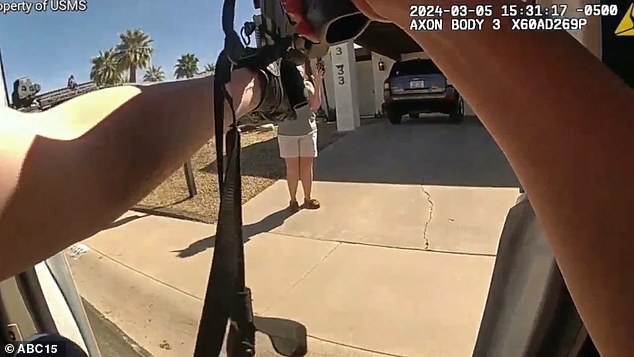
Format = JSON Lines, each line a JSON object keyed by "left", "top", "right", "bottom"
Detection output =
{"left": 0, "top": 0, "right": 258, "bottom": 92}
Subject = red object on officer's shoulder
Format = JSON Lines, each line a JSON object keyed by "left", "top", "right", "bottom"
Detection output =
{"left": 281, "top": 0, "right": 318, "bottom": 41}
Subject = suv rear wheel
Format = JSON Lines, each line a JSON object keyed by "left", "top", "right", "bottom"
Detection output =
{"left": 449, "top": 97, "right": 465, "bottom": 123}
{"left": 387, "top": 109, "right": 402, "bottom": 125}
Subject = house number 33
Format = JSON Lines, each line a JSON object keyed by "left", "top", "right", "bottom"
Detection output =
{"left": 335, "top": 64, "right": 345, "bottom": 85}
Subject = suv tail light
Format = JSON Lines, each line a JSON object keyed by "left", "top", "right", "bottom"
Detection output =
{"left": 445, "top": 86, "right": 456, "bottom": 101}
{"left": 383, "top": 81, "right": 391, "bottom": 101}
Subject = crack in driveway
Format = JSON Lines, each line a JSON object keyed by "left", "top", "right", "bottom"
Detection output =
{"left": 260, "top": 242, "right": 341, "bottom": 314}
{"left": 421, "top": 181, "right": 433, "bottom": 250}
{"left": 288, "top": 243, "right": 341, "bottom": 291}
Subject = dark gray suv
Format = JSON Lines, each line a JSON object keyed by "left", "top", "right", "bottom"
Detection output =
{"left": 382, "top": 58, "right": 464, "bottom": 124}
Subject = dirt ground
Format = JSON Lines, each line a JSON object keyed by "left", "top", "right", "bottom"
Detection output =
{"left": 136, "top": 121, "right": 344, "bottom": 223}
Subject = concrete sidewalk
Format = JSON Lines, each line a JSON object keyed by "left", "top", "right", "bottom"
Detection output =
{"left": 68, "top": 119, "right": 520, "bottom": 356}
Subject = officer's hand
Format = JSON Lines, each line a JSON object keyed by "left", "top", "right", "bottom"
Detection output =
{"left": 281, "top": 0, "right": 319, "bottom": 42}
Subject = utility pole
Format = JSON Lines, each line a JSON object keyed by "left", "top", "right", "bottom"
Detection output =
{"left": 0, "top": 47, "right": 9, "bottom": 108}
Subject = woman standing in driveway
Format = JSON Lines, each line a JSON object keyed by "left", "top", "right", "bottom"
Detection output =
{"left": 277, "top": 61, "right": 325, "bottom": 212}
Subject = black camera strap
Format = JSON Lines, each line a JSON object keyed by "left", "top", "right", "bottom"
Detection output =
{"left": 193, "top": 1, "right": 308, "bottom": 356}
{"left": 192, "top": 0, "right": 252, "bottom": 355}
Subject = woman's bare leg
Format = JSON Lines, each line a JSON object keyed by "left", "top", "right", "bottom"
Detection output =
{"left": 285, "top": 157, "right": 300, "bottom": 205}
{"left": 299, "top": 157, "right": 314, "bottom": 201}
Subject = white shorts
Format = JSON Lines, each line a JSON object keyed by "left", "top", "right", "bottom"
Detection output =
{"left": 277, "top": 132, "right": 318, "bottom": 159}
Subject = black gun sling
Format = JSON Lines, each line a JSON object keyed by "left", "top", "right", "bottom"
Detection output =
{"left": 192, "top": 0, "right": 307, "bottom": 356}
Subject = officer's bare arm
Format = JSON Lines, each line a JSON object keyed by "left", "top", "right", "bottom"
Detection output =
{"left": 0, "top": 69, "right": 262, "bottom": 282}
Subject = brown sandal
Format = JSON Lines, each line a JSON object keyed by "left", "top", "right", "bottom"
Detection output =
{"left": 303, "top": 198, "right": 321, "bottom": 210}
{"left": 289, "top": 200, "right": 300, "bottom": 212}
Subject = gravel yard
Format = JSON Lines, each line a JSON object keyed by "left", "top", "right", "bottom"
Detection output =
{"left": 136, "top": 121, "right": 344, "bottom": 223}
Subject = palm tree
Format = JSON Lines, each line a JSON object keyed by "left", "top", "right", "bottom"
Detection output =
{"left": 203, "top": 62, "right": 215, "bottom": 75}
{"left": 90, "top": 48, "right": 124, "bottom": 87}
{"left": 174, "top": 53, "right": 200, "bottom": 79}
{"left": 143, "top": 65, "right": 165, "bottom": 82}
{"left": 115, "top": 28, "right": 153, "bottom": 83}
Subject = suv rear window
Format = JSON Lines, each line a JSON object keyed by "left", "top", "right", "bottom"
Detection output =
{"left": 390, "top": 59, "right": 441, "bottom": 76}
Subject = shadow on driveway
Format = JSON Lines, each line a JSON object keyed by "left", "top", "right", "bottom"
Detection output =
{"left": 104, "top": 214, "right": 150, "bottom": 230}
{"left": 172, "top": 207, "right": 297, "bottom": 258}
{"left": 314, "top": 117, "right": 520, "bottom": 188}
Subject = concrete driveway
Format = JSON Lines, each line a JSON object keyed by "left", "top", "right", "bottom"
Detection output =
{"left": 69, "top": 117, "right": 520, "bottom": 357}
